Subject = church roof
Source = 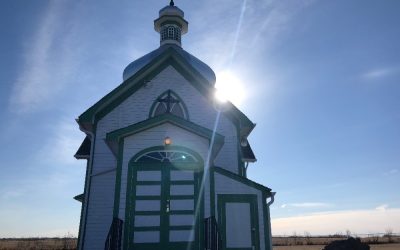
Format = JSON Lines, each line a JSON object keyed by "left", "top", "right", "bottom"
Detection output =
{"left": 123, "top": 44, "right": 216, "bottom": 84}
{"left": 78, "top": 46, "right": 255, "bottom": 138}
{"left": 74, "top": 136, "right": 91, "bottom": 159}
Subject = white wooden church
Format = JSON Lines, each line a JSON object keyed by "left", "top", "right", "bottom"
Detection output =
{"left": 74, "top": 1, "right": 275, "bottom": 250}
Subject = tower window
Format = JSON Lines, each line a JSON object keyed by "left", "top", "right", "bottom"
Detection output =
{"left": 168, "top": 26, "right": 174, "bottom": 39}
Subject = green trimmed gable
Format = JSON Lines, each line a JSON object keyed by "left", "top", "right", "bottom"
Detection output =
{"left": 105, "top": 113, "right": 225, "bottom": 156}
{"left": 77, "top": 46, "right": 254, "bottom": 138}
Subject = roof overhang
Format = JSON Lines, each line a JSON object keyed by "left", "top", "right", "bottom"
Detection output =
{"left": 105, "top": 114, "right": 225, "bottom": 157}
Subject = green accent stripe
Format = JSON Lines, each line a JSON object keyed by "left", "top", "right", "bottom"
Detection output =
{"left": 112, "top": 139, "right": 124, "bottom": 218}
{"left": 106, "top": 114, "right": 224, "bottom": 145}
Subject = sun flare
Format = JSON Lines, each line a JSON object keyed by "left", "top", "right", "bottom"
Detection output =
{"left": 215, "top": 70, "right": 245, "bottom": 106}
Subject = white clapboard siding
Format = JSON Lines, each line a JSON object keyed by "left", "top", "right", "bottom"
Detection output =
{"left": 83, "top": 171, "right": 115, "bottom": 250}
{"left": 83, "top": 66, "right": 239, "bottom": 248}
{"left": 214, "top": 172, "right": 266, "bottom": 250}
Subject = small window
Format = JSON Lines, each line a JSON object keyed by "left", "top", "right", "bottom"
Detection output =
{"left": 161, "top": 27, "right": 168, "bottom": 41}
{"left": 168, "top": 26, "right": 174, "bottom": 39}
{"left": 150, "top": 90, "right": 188, "bottom": 119}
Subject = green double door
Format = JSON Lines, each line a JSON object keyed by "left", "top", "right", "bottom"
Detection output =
{"left": 127, "top": 161, "right": 202, "bottom": 250}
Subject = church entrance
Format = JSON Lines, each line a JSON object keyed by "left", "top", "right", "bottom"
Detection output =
{"left": 126, "top": 147, "right": 204, "bottom": 250}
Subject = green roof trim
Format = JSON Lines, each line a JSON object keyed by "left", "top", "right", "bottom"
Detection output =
{"left": 106, "top": 114, "right": 225, "bottom": 155}
{"left": 213, "top": 166, "right": 272, "bottom": 195}
{"left": 77, "top": 46, "right": 255, "bottom": 136}
{"left": 74, "top": 193, "right": 84, "bottom": 203}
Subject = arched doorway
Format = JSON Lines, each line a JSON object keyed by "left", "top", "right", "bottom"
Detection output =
{"left": 125, "top": 146, "right": 204, "bottom": 250}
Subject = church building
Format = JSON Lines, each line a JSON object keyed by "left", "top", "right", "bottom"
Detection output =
{"left": 74, "top": 1, "right": 275, "bottom": 250}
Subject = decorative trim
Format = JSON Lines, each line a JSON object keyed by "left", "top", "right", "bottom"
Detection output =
{"left": 131, "top": 146, "right": 204, "bottom": 165}
{"left": 105, "top": 114, "right": 225, "bottom": 156}
{"left": 213, "top": 167, "right": 272, "bottom": 195}
{"left": 79, "top": 127, "right": 97, "bottom": 250}
{"left": 113, "top": 139, "right": 124, "bottom": 218}
{"left": 148, "top": 89, "right": 190, "bottom": 120}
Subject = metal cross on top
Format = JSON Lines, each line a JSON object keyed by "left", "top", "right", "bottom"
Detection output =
{"left": 157, "top": 90, "right": 180, "bottom": 113}
{"left": 170, "top": 0, "right": 174, "bottom": 6}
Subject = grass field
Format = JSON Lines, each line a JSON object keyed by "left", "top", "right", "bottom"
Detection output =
{"left": 0, "top": 236, "right": 399, "bottom": 250}
{"left": 274, "top": 244, "right": 400, "bottom": 250}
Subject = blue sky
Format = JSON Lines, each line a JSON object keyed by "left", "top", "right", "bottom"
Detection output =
{"left": 0, "top": 0, "right": 399, "bottom": 237}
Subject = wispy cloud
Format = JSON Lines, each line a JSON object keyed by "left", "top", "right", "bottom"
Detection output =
{"left": 9, "top": 1, "right": 85, "bottom": 113}
{"left": 281, "top": 202, "right": 331, "bottom": 209}
{"left": 10, "top": 2, "right": 60, "bottom": 112}
{"left": 375, "top": 204, "right": 389, "bottom": 211}
{"left": 362, "top": 66, "right": 400, "bottom": 80}
{"left": 36, "top": 119, "right": 84, "bottom": 166}
{"left": 189, "top": 0, "right": 317, "bottom": 71}
{"left": 272, "top": 207, "right": 400, "bottom": 235}
{"left": 383, "top": 169, "right": 399, "bottom": 176}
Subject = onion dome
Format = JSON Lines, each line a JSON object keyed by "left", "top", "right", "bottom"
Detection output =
{"left": 122, "top": 44, "right": 216, "bottom": 84}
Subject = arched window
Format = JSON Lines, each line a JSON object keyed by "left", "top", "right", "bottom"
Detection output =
{"left": 135, "top": 150, "right": 198, "bottom": 163}
{"left": 149, "top": 90, "right": 189, "bottom": 119}
{"left": 168, "top": 26, "right": 174, "bottom": 39}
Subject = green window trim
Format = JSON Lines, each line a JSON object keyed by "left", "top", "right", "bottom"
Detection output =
{"left": 148, "top": 89, "right": 190, "bottom": 120}
{"left": 121, "top": 146, "right": 205, "bottom": 250}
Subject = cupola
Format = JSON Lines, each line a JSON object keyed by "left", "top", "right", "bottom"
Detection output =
{"left": 154, "top": 0, "right": 188, "bottom": 47}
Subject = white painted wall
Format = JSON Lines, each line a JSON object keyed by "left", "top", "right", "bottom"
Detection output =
{"left": 82, "top": 66, "right": 240, "bottom": 249}
{"left": 214, "top": 172, "right": 266, "bottom": 250}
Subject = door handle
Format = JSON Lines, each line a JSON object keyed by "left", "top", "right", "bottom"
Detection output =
{"left": 166, "top": 199, "right": 170, "bottom": 213}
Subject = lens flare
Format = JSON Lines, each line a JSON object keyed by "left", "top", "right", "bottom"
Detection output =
{"left": 215, "top": 70, "right": 245, "bottom": 106}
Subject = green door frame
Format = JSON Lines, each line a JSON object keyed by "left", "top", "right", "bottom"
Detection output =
{"left": 217, "top": 194, "right": 260, "bottom": 250}
{"left": 124, "top": 147, "right": 205, "bottom": 250}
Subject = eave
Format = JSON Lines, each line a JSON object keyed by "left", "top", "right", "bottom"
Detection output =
{"left": 105, "top": 113, "right": 225, "bottom": 156}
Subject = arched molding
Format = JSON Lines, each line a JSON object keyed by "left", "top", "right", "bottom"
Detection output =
{"left": 148, "top": 90, "right": 190, "bottom": 120}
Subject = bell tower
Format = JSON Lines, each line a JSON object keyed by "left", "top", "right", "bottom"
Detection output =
{"left": 154, "top": 0, "right": 188, "bottom": 47}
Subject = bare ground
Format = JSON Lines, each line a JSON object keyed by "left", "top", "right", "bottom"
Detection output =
{"left": 274, "top": 244, "right": 400, "bottom": 250}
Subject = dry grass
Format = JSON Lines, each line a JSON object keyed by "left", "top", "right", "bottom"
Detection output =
{"left": 0, "top": 238, "right": 76, "bottom": 250}
{"left": 273, "top": 236, "right": 400, "bottom": 246}
{"left": 274, "top": 243, "right": 400, "bottom": 250}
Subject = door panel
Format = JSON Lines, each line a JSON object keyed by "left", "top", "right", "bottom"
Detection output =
{"left": 226, "top": 203, "right": 252, "bottom": 248}
{"left": 136, "top": 185, "right": 161, "bottom": 196}
{"left": 129, "top": 162, "right": 202, "bottom": 250}
{"left": 134, "top": 231, "right": 160, "bottom": 243}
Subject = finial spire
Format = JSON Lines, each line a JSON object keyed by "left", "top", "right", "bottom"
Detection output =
{"left": 170, "top": 0, "right": 174, "bottom": 6}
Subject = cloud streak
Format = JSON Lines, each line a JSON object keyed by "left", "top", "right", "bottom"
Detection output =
{"left": 362, "top": 66, "right": 400, "bottom": 80}
{"left": 281, "top": 202, "right": 331, "bottom": 208}
{"left": 272, "top": 207, "right": 400, "bottom": 235}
